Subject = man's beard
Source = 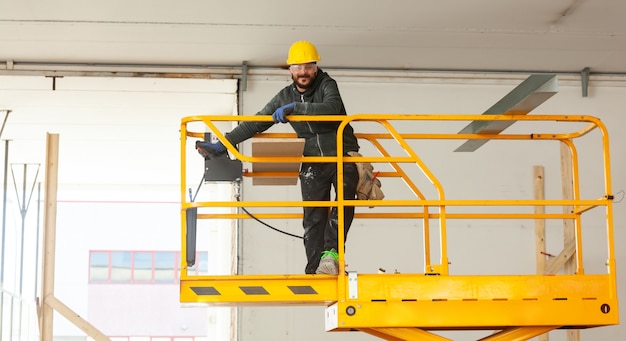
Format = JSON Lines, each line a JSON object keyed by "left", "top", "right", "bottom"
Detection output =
{"left": 293, "top": 74, "right": 315, "bottom": 90}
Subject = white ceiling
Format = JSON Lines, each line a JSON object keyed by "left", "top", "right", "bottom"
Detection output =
{"left": 1, "top": 0, "right": 626, "bottom": 74}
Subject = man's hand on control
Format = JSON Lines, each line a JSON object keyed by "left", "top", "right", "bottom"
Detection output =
{"left": 195, "top": 140, "right": 226, "bottom": 159}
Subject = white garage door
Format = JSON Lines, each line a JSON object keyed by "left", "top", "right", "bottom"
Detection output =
{"left": 0, "top": 76, "right": 237, "bottom": 341}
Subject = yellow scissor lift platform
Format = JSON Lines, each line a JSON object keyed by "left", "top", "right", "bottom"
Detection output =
{"left": 179, "top": 114, "right": 618, "bottom": 341}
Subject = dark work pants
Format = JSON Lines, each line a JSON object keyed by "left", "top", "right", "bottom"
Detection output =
{"left": 299, "top": 162, "right": 358, "bottom": 274}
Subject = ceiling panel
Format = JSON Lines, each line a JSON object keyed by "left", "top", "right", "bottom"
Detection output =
{"left": 1, "top": 0, "right": 625, "bottom": 73}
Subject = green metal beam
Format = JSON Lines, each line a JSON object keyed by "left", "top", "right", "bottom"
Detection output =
{"left": 454, "top": 74, "right": 558, "bottom": 152}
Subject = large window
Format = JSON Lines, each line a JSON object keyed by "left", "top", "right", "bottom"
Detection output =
{"left": 89, "top": 250, "right": 207, "bottom": 284}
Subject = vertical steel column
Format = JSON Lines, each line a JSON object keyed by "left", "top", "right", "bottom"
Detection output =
{"left": 0, "top": 109, "right": 11, "bottom": 339}
{"left": 0, "top": 139, "right": 8, "bottom": 341}
{"left": 18, "top": 165, "right": 27, "bottom": 297}
{"left": 12, "top": 163, "right": 40, "bottom": 341}
{"left": 11, "top": 164, "right": 40, "bottom": 297}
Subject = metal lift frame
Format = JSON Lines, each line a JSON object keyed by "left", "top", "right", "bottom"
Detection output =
{"left": 179, "top": 114, "right": 618, "bottom": 341}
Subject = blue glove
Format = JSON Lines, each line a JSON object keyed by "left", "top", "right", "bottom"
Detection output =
{"left": 195, "top": 140, "right": 226, "bottom": 159}
{"left": 272, "top": 102, "right": 296, "bottom": 123}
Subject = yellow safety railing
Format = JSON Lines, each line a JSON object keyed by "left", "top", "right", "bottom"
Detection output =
{"left": 178, "top": 114, "right": 617, "bottom": 338}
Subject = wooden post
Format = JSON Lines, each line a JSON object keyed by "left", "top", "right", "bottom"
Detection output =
{"left": 40, "top": 133, "right": 59, "bottom": 341}
{"left": 38, "top": 133, "right": 111, "bottom": 341}
{"left": 534, "top": 166, "right": 546, "bottom": 274}
{"left": 534, "top": 166, "right": 549, "bottom": 341}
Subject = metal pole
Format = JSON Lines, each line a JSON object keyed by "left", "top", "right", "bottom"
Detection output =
{"left": 0, "top": 110, "right": 11, "bottom": 139}
{"left": 8, "top": 294, "right": 14, "bottom": 341}
{"left": 0, "top": 109, "right": 11, "bottom": 340}
{"left": 1, "top": 141, "right": 8, "bottom": 283}
{"left": 19, "top": 164, "right": 26, "bottom": 296}
{"left": 9, "top": 163, "right": 39, "bottom": 341}
{"left": 9, "top": 164, "right": 39, "bottom": 297}
{"left": 0, "top": 139, "right": 9, "bottom": 340}
{"left": 17, "top": 164, "right": 25, "bottom": 341}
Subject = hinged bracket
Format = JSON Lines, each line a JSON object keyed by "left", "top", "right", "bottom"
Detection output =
{"left": 348, "top": 271, "right": 358, "bottom": 299}
{"left": 581, "top": 67, "right": 590, "bottom": 97}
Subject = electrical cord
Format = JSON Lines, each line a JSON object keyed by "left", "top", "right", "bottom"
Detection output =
{"left": 234, "top": 182, "right": 303, "bottom": 240}
{"left": 189, "top": 175, "right": 303, "bottom": 240}
{"left": 237, "top": 199, "right": 303, "bottom": 239}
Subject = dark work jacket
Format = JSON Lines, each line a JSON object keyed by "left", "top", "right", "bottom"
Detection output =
{"left": 226, "top": 69, "right": 359, "bottom": 156}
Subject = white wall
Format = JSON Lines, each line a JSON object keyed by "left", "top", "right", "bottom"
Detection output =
{"left": 238, "top": 72, "right": 626, "bottom": 341}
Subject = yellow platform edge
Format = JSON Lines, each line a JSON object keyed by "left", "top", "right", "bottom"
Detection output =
{"left": 180, "top": 273, "right": 618, "bottom": 330}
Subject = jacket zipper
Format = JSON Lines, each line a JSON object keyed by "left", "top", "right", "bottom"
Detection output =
{"left": 299, "top": 93, "right": 324, "bottom": 156}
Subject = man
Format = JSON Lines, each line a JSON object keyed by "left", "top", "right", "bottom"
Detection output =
{"left": 198, "top": 41, "right": 359, "bottom": 275}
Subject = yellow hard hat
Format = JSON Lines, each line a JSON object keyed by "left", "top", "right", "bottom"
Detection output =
{"left": 286, "top": 41, "right": 321, "bottom": 65}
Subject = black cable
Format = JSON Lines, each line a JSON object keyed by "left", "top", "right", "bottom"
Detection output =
{"left": 190, "top": 174, "right": 303, "bottom": 240}
{"left": 190, "top": 173, "right": 204, "bottom": 203}
{"left": 236, "top": 196, "right": 303, "bottom": 240}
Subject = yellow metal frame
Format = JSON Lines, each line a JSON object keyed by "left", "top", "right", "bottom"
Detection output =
{"left": 179, "top": 114, "right": 618, "bottom": 340}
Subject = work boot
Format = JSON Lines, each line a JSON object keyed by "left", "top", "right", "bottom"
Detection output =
{"left": 316, "top": 249, "right": 339, "bottom": 275}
